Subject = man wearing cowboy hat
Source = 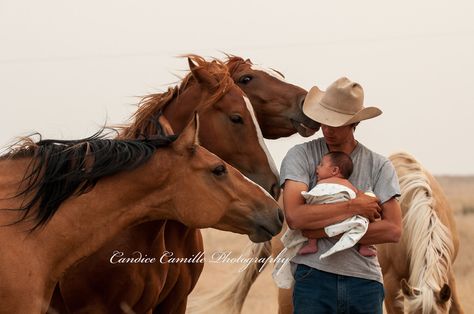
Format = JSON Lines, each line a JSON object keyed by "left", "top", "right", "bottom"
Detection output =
{"left": 280, "top": 77, "right": 402, "bottom": 313}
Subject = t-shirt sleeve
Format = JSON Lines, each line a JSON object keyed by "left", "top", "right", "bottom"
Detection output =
{"left": 279, "top": 144, "right": 311, "bottom": 188}
{"left": 373, "top": 159, "right": 401, "bottom": 204}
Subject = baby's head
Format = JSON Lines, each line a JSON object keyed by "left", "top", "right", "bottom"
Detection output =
{"left": 316, "top": 151, "right": 353, "bottom": 180}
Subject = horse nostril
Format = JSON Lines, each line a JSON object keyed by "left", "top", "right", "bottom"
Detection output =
{"left": 270, "top": 183, "right": 281, "bottom": 200}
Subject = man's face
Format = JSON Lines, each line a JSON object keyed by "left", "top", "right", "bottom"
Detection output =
{"left": 321, "top": 124, "right": 354, "bottom": 146}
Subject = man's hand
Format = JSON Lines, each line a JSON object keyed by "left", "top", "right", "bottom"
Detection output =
{"left": 350, "top": 191, "right": 382, "bottom": 222}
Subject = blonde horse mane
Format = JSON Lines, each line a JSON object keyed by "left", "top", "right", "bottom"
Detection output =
{"left": 390, "top": 152, "right": 454, "bottom": 314}
{"left": 186, "top": 241, "right": 271, "bottom": 314}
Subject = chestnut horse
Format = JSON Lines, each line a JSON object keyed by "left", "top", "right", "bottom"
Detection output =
{"left": 52, "top": 55, "right": 285, "bottom": 313}
{"left": 0, "top": 116, "right": 282, "bottom": 314}
{"left": 378, "top": 152, "right": 464, "bottom": 314}
{"left": 185, "top": 56, "right": 322, "bottom": 314}
{"left": 225, "top": 56, "right": 320, "bottom": 139}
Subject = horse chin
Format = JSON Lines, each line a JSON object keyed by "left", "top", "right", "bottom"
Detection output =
{"left": 291, "top": 119, "right": 320, "bottom": 137}
{"left": 248, "top": 227, "right": 274, "bottom": 243}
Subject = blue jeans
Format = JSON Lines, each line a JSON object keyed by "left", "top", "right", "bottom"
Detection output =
{"left": 293, "top": 264, "right": 384, "bottom": 314}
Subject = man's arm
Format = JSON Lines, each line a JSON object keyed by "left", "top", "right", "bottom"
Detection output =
{"left": 301, "top": 197, "right": 402, "bottom": 244}
{"left": 283, "top": 180, "right": 382, "bottom": 230}
{"left": 358, "top": 197, "right": 402, "bottom": 244}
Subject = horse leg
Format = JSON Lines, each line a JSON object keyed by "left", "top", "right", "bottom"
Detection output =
{"left": 277, "top": 287, "right": 293, "bottom": 314}
{"left": 383, "top": 272, "right": 404, "bottom": 314}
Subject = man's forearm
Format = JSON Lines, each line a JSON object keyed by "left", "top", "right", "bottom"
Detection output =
{"left": 286, "top": 201, "right": 354, "bottom": 230}
{"left": 301, "top": 218, "right": 401, "bottom": 244}
{"left": 358, "top": 220, "right": 401, "bottom": 245}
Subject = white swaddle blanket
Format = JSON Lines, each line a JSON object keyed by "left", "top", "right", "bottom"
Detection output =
{"left": 273, "top": 183, "right": 371, "bottom": 289}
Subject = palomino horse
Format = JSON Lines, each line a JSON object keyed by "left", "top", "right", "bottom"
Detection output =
{"left": 225, "top": 56, "right": 320, "bottom": 139}
{"left": 0, "top": 115, "right": 283, "bottom": 314}
{"left": 52, "top": 55, "right": 284, "bottom": 313}
{"left": 378, "top": 152, "right": 463, "bottom": 314}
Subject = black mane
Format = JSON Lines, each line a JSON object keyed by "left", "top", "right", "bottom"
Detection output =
{"left": 2, "top": 123, "right": 177, "bottom": 230}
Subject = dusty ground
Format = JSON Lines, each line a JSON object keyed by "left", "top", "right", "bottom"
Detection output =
{"left": 189, "top": 176, "right": 474, "bottom": 313}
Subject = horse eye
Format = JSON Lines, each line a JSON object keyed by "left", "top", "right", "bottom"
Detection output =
{"left": 238, "top": 75, "right": 252, "bottom": 84}
{"left": 229, "top": 115, "right": 244, "bottom": 124}
{"left": 212, "top": 164, "right": 227, "bottom": 176}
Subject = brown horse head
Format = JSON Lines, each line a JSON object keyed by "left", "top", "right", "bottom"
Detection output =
{"left": 226, "top": 56, "right": 320, "bottom": 139}
{"left": 124, "top": 55, "right": 280, "bottom": 199}
{"left": 157, "top": 114, "right": 284, "bottom": 242}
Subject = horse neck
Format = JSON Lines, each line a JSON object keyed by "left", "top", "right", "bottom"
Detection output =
{"left": 162, "top": 84, "right": 206, "bottom": 133}
{"left": 11, "top": 154, "right": 177, "bottom": 279}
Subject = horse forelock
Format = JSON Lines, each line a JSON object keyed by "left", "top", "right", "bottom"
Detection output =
{"left": 226, "top": 55, "right": 287, "bottom": 82}
{"left": 225, "top": 56, "right": 252, "bottom": 76}
{"left": 390, "top": 152, "right": 454, "bottom": 314}
{"left": 250, "top": 64, "right": 286, "bottom": 81}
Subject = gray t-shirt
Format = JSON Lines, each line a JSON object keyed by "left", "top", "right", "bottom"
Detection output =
{"left": 280, "top": 138, "right": 400, "bottom": 283}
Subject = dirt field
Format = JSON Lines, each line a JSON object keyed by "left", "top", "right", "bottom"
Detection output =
{"left": 189, "top": 176, "right": 474, "bottom": 313}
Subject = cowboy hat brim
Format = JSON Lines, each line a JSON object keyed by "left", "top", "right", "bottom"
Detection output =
{"left": 302, "top": 86, "right": 382, "bottom": 127}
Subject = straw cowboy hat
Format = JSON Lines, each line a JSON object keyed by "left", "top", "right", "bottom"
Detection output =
{"left": 302, "top": 77, "right": 382, "bottom": 127}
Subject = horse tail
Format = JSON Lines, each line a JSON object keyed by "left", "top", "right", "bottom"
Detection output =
{"left": 187, "top": 241, "right": 271, "bottom": 314}
{"left": 390, "top": 152, "right": 454, "bottom": 314}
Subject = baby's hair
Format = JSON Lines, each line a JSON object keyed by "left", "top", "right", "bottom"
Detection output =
{"left": 325, "top": 151, "right": 353, "bottom": 179}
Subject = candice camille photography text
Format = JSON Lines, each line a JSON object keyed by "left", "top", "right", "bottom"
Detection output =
{"left": 110, "top": 249, "right": 291, "bottom": 272}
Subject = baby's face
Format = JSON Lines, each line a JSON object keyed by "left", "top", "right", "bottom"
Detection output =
{"left": 316, "top": 155, "right": 337, "bottom": 180}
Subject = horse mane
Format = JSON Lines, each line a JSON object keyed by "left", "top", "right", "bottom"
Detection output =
{"left": 224, "top": 55, "right": 251, "bottom": 77}
{"left": 390, "top": 152, "right": 454, "bottom": 314}
{"left": 121, "top": 54, "right": 235, "bottom": 139}
{"left": 2, "top": 123, "right": 177, "bottom": 231}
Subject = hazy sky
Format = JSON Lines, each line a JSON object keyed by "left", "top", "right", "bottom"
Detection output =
{"left": 1, "top": 0, "right": 473, "bottom": 175}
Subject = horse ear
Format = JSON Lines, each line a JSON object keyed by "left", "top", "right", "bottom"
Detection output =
{"left": 173, "top": 112, "right": 200, "bottom": 155}
{"left": 188, "top": 57, "right": 215, "bottom": 88}
{"left": 438, "top": 284, "right": 451, "bottom": 303}
{"left": 158, "top": 114, "right": 175, "bottom": 136}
